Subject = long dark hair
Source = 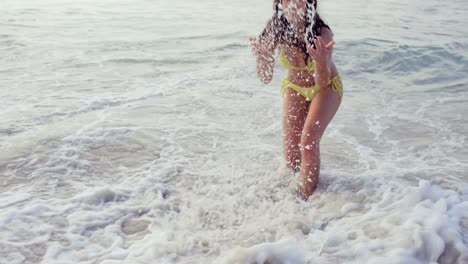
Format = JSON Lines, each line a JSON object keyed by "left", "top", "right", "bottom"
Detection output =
{"left": 259, "top": 0, "right": 331, "bottom": 54}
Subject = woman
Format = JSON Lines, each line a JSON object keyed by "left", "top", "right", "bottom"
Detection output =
{"left": 249, "top": 0, "right": 343, "bottom": 200}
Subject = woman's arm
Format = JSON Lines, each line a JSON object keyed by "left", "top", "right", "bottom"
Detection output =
{"left": 306, "top": 28, "right": 335, "bottom": 89}
{"left": 250, "top": 17, "right": 280, "bottom": 84}
{"left": 252, "top": 41, "right": 275, "bottom": 84}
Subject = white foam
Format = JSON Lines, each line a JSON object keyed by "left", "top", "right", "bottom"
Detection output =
{"left": 220, "top": 239, "right": 305, "bottom": 264}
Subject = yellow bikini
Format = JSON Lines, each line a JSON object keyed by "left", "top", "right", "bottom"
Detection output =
{"left": 278, "top": 51, "right": 343, "bottom": 100}
{"left": 278, "top": 50, "right": 316, "bottom": 71}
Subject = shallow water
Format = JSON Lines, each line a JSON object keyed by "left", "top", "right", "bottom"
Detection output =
{"left": 1, "top": 0, "right": 467, "bottom": 263}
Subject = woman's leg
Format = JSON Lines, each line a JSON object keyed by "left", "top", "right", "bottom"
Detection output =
{"left": 282, "top": 87, "right": 310, "bottom": 173}
{"left": 298, "top": 85, "right": 341, "bottom": 200}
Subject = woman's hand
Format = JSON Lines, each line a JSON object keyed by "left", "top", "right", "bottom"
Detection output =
{"left": 306, "top": 36, "right": 335, "bottom": 69}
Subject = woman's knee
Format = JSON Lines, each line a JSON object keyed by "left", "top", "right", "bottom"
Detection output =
{"left": 284, "top": 135, "right": 301, "bottom": 156}
{"left": 300, "top": 132, "right": 321, "bottom": 152}
{"left": 283, "top": 124, "right": 302, "bottom": 142}
{"left": 284, "top": 146, "right": 301, "bottom": 170}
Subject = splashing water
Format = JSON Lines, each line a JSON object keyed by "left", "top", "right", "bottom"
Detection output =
{"left": 305, "top": 0, "right": 317, "bottom": 46}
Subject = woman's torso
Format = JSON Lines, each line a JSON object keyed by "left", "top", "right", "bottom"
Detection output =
{"left": 278, "top": 42, "right": 338, "bottom": 88}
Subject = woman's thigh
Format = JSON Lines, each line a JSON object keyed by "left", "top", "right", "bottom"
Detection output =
{"left": 302, "top": 86, "right": 341, "bottom": 142}
{"left": 282, "top": 88, "right": 310, "bottom": 140}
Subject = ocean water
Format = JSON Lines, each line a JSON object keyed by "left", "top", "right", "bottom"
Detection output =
{"left": 1, "top": 0, "right": 467, "bottom": 263}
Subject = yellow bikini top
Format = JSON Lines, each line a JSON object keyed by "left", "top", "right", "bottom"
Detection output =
{"left": 278, "top": 50, "right": 315, "bottom": 71}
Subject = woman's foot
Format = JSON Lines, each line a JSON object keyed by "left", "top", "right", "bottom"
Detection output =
{"left": 288, "top": 169, "right": 303, "bottom": 198}
{"left": 289, "top": 173, "right": 318, "bottom": 201}
{"left": 298, "top": 175, "right": 318, "bottom": 200}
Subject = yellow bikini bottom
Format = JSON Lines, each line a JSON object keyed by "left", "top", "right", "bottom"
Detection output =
{"left": 280, "top": 74, "right": 343, "bottom": 101}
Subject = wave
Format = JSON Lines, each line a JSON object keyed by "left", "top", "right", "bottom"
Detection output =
{"left": 340, "top": 39, "right": 468, "bottom": 80}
